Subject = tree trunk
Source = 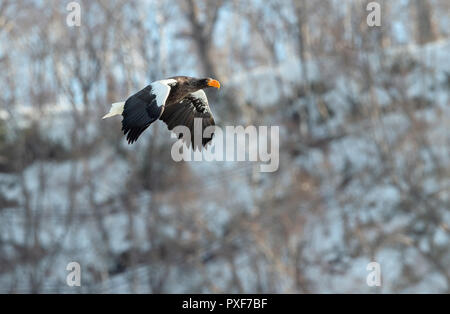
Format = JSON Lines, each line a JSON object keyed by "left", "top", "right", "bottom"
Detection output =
{"left": 415, "top": 0, "right": 436, "bottom": 45}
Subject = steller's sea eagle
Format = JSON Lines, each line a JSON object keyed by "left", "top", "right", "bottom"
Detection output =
{"left": 103, "top": 76, "right": 221, "bottom": 149}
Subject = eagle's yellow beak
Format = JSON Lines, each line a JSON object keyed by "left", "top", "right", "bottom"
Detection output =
{"left": 207, "top": 79, "right": 221, "bottom": 89}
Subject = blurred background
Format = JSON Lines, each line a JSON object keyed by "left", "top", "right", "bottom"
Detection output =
{"left": 0, "top": 0, "right": 449, "bottom": 293}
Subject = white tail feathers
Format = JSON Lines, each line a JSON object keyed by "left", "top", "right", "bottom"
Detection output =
{"left": 102, "top": 102, "right": 125, "bottom": 119}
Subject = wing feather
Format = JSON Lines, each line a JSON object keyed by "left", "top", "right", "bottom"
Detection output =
{"left": 121, "top": 79, "right": 175, "bottom": 144}
{"left": 160, "top": 90, "right": 215, "bottom": 150}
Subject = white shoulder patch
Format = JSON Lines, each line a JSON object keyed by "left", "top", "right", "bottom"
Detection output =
{"left": 190, "top": 90, "right": 209, "bottom": 105}
{"left": 150, "top": 79, "right": 176, "bottom": 107}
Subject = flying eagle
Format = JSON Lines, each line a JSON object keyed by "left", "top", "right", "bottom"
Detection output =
{"left": 103, "top": 76, "right": 221, "bottom": 148}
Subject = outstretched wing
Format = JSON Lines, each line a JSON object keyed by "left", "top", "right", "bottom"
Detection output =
{"left": 122, "top": 79, "right": 175, "bottom": 144}
{"left": 160, "top": 90, "right": 215, "bottom": 150}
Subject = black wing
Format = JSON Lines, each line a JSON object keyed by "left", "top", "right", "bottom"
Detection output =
{"left": 122, "top": 81, "right": 172, "bottom": 144}
{"left": 160, "top": 90, "right": 215, "bottom": 150}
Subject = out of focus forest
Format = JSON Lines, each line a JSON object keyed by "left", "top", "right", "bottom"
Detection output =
{"left": 0, "top": 0, "right": 449, "bottom": 293}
